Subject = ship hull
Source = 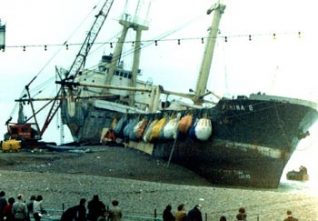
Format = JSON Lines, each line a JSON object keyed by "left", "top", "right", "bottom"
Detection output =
{"left": 61, "top": 94, "right": 318, "bottom": 188}
{"left": 153, "top": 139, "right": 287, "bottom": 188}
{"left": 124, "top": 138, "right": 287, "bottom": 188}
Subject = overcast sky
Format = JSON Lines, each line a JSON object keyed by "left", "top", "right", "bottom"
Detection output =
{"left": 1, "top": 0, "right": 318, "bottom": 178}
{"left": 1, "top": 0, "right": 317, "bottom": 100}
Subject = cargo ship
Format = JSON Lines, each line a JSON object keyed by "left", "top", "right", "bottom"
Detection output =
{"left": 12, "top": 1, "right": 318, "bottom": 188}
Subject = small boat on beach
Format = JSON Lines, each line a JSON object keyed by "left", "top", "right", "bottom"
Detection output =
{"left": 286, "top": 166, "right": 309, "bottom": 181}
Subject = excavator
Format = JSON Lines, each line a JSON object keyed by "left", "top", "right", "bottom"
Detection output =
{"left": 2, "top": 101, "right": 42, "bottom": 151}
{"left": 1, "top": 0, "right": 114, "bottom": 152}
{"left": 2, "top": 123, "right": 39, "bottom": 152}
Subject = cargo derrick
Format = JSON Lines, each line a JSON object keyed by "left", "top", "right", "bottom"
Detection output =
{"left": 2, "top": 0, "right": 114, "bottom": 151}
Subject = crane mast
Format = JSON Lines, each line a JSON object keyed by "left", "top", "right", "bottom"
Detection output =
{"left": 42, "top": 0, "right": 115, "bottom": 138}
{"left": 65, "top": 0, "right": 114, "bottom": 80}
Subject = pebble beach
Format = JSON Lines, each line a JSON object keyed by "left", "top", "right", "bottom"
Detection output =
{"left": 0, "top": 146, "right": 318, "bottom": 221}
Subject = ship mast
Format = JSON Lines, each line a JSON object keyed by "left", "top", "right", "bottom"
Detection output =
{"left": 193, "top": 2, "right": 225, "bottom": 105}
{"left": 103, "top": 15, "right": 131, "bottom": 86}
{"left": 129, "top": 0, "right": 149, "bottom": 106}
{"left": 103, "top": 0, "right": 149, "bottom": 107}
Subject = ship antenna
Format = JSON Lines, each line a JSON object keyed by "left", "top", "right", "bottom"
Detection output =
{"left": 193, "top": 2, "right": 226, "bottom": 105}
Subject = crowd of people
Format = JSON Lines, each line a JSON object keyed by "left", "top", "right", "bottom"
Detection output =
{"left": 162, "top": 204, "right": 222, "bottom": 221}
{"left": 60, "top": 194, "right": 122, "bottom": 221}
{"left": 0, "top": 190, "right": 298, "bottom": 221}
{"left": 0, "top": 191, "right": 45, "bottom": 221}
{"left": 162, "top": 204, "right": 299, "bottom": 221}
{"left": 0, "top": 191, "right": 122, "bottom": 221}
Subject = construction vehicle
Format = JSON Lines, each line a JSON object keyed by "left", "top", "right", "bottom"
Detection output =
{"left": 1, "top": 139, "right": 21, "bottom": 152}
{"left": 2, "top": 119, "right": 41, "bottom": 151}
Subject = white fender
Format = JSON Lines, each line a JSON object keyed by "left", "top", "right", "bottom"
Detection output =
{"left": 195, "top": 118, "right": 212, "bottom": 141}
{"left": 163, "top": 118, "right": 178, "bottom": 139}
{"left": 163, "top": 113, "right": 181, "bottom": 139}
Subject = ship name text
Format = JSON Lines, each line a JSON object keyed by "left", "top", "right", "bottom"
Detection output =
{"left": 221, "top": 104, "right": 254, "bottom": 111}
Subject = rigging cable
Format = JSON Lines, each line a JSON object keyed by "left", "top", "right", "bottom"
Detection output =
{"left": 26, "top": 2, "right": 101, "bottom": 94}
{"left": 34, "top": 2, "right": 100, "bottom": 81}
{"left": 74, "top": 12, "right": 206, "bottom": 78}
{"left": 86, "top": 12, "right": 207, "bottom": 72}
{"left": 6, "top": 2, "right": 101, "bottom": 121}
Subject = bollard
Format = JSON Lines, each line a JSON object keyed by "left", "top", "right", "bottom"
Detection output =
{"left": 205, "top": 212, "right": 207, "bottom": 221}
{"left": 154, "top": 208, "right": 157, "bottom": 221}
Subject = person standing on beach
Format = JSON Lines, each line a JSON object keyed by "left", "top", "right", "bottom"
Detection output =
{"left": 76, "top": 198, "right": 87, "bottom": 221}
{"left": 108, "top": 200, "right": 122, "bottom": 221}
{"left": 175, "top": 204, "right": 186, "bottom": 221}
{"left": 0, "top": 191, "right": 7, "bottom": 221}
{"left": 187, "top": 204, "right": 202, "bottom": 221}
{"left": 33, "top": 195, "right": 46, "bottom": 221}
{"left": 26, "top": 195, "right": 36, "bottom": 221}
{"left": 163, "top": 204, "right": 175, "bottom": 221}
{"left": 283, "top": 210, "right": 298, "bottom": 221}
{"left": 236, "top": 207, "right": 247, "bottom": 221}
{"left": 60, "top": 198, "right": 87, "bottom": 221}
{"left": 87, "top": 195, "right": 106, "bottom": 221}
{"left": 3, "top": 197, "right": 15, "bottom": 221}
{"left": 12, "top": 194, "right": 27, "bottom": 221}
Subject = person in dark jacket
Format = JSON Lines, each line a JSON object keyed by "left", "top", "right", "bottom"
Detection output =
{"left": 187, "top": 205, "right": 202, "bottom": 221}
{"left": 60, "top": 198, "right": 87, "bottom": 221}
{"left": 236, "top": 207, "right": 247, "bottom": 221}
{"left": 3, "top": 197, "right": 15, "bottom": 221}
{"left": 26, "top": 195, "right": 36, "bottom": 221}
{"left": 283, "top": 210, "right": 298, "bottom": 221}
{"left": 87, "top": 195, "right": 105, "bottom": 221}
{"left": 162, "top": 204, "right": 175, "bottom": 221}
{"left": 0, "top": 191, "right": 7, "bottom": 221}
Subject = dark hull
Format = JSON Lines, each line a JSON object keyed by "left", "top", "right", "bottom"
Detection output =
{"left": 152, "top": 138, "right": 287, "bottom": 188}
{"left": 61, "top": 95, "right": 318, "bottom": 188}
